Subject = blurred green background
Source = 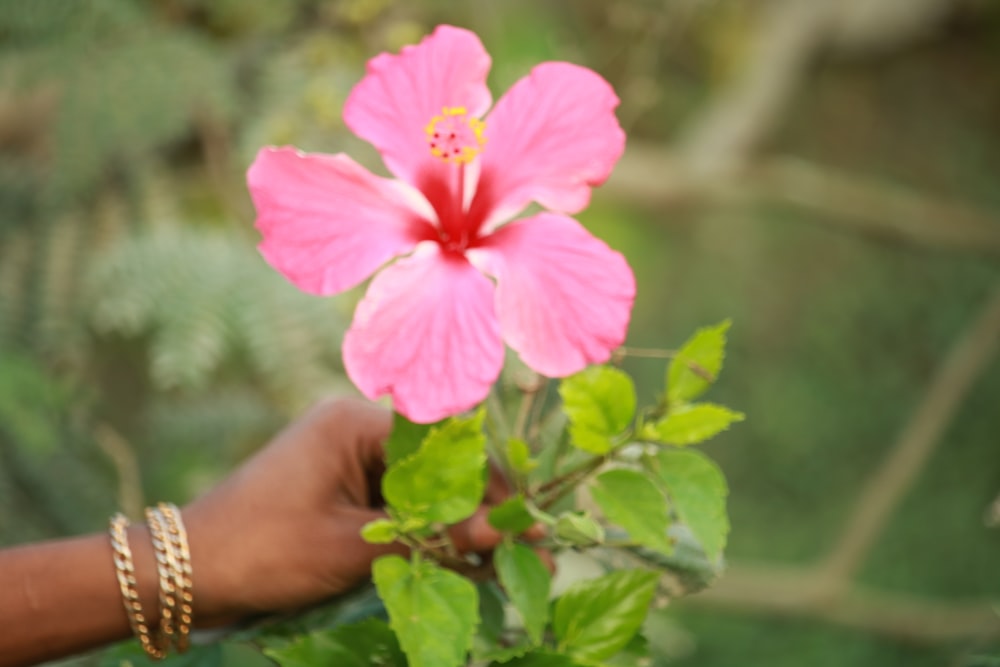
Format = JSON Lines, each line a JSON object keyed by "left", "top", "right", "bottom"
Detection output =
{"left": 1, "top": 0, "right": 998, "bottom": 665}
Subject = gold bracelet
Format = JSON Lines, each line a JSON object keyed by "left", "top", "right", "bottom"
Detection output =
{"left": 109, "top": 514, "right": 167, "bottom": 660}
{"left": 157, "top": 503, "right": 194, "bottom": 652}
{"left": 145, "top": 507, "right": 179, "bottom": 646}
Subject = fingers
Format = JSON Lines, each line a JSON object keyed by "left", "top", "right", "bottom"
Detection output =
{"left": 306, "top": 397, "right": 393, "bottom": 467}
{"left": 483, "top": 463, "right": 513, "bottom": 505}
{"left": 449, "top": 506, "right": 504, "bottom": 554}
{"left": 328, "top": 507, "right": 409, "bottom": 582}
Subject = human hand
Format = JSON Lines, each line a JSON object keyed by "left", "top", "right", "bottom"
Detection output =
{"left": 182, "top": 398, "right": 517, "bottom": 622}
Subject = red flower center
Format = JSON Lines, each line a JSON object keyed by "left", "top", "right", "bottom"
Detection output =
{"left": 418, "top": 107, "right": 493, "bottom": 254}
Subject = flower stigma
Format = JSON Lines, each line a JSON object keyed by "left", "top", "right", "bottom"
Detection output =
{"left": 425, "top": 107, "right": 486, "bottom": 163}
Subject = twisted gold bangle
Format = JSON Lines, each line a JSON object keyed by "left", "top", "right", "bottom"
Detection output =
{"left": 109, "top": 514, "right": 167, "bottom": 660}
{"left": 145, "top": 507, "right": 179, "bottom": 646}
{"left": 158, "top": 503, "right": 194, "bottom": 652}
{"left": 147, "top": 503, "right": 193, "bottom": 652}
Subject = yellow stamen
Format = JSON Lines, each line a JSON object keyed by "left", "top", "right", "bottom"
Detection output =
{"left": 425, "top": 106, "right": 487, "bottom": 164}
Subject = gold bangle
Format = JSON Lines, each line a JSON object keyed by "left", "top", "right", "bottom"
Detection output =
{"left": 157, "top": 503, "right": 194, "bottom": 652}
{"left": 109, "top": 514, "right": 167, "bottom": 660}
{"left": 145, "top": 507, "right": 179, "bottom": 646}
{"left": 158, "top": 503, "right": 194, "bottom": 653}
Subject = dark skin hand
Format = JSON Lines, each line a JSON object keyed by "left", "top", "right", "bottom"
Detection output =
{"left": 0, "top": 398, "right": 532, "bottom": 667}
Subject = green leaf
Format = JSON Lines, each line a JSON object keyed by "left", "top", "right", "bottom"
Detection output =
{"left": 495, "top": 542, "right": 551, "bottom": 644}
{"left": 494, "top": 650, "right": 587, "bottom": 666}
{"left": 385, "top": 412, "right": 437, "bottom": 465}
{"left": 552, "top": 569, "right": 660, "bottom": 662}
{"left": 591, "top": 469, "right": 672, "bottom": 554}
{"left": 616, "top": 526, "right": 724, "bottom": 596}
{"left": 667, "top": 320, "right": 731, "bottom": 403}
{"left": 646, "top": 403, "right": 745, "bottom": 446}
{"left": 264, "top": 619, "right": 405, "bottom": 667}
{"left": 507, "top": 437, "right": 539, "bottom": 474}
{"left": 605, "top": 632, "right": 651, "bottom": 666}
{"left": 360, "top": 518, "right": 398, "bottom": 544}
{"left": 560, "top": 365, "right": 636, "bottom": 454}
{"left": 489, "top": 495, "right": 537, "bottom": 534}
{"left": 654, "top": 449, "right": 729, "bottom": 560}
{"left": 477, "top": 581, "right": 507, "bottom": 644}
{"left": 554, "top": 511, "right": 605, "bottom": 547}
{"left": 373, "top": 555, "right": 479, "bottom": 667}
{"left": 382, "top": 411, "right": 487, "bottom": 524}
{"left": 101, "top": 642, "right": 272, "bottom": 667}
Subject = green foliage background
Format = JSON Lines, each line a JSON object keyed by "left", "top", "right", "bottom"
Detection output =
{"left": 1, "top": 0, "right": 998, "bottom": 664}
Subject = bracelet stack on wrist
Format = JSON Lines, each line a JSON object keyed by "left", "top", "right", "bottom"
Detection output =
{"left": 109, "top": 502, "right": 193, "bottom": 660}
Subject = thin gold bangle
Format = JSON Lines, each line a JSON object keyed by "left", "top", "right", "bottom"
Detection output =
{"left": 109, "top": 514, "right": 167, "bottom": 660}
{"left": 145, "top": 507, "right": 178, "bottom": 646}
{"left": 158, "top": 503, "right": 194, "bottom": 652}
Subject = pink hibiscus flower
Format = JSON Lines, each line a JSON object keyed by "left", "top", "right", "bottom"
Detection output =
{"left": 248, "top": 25, "right": 635, "bottom": 423}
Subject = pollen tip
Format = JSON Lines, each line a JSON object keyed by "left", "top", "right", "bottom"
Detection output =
{"left": 425, "top": 106, "right": 486, "bottom": 164}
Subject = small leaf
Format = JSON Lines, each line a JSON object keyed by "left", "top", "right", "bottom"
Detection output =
{"left": 360, "top": 518, "right": 398, "bottom": 544}
{"left": 489, "top": 495, "right": 537, "bottom": 534}
{"left": 654, "top": 449, "right": 729, "bottom": 560}
{"left": 507, "top": 438, "right": 539, "bottom": 474}
{"left": 646, "top": 403, "right": 744, "bottom": 446}
{"left": 382, "top": 411, "right": 487, "bottom": 524}
{"left": 264, "top": 619, "right": 405, "bottom": 667}
{"left": 373, "top": 555, "right": 478, "bottom": 667}
{"left": 554, "top": 511, "right": 605, "bottom": 547}
{"left": 385, "top": 412, "right": 437, "bottom": 465}
{"left": 552, "top": 569, "right": 659, "bottom": 662}
{"left": 560, "top": 365, "right": 636, "bottom": 454}
{"left": 667, "top": 320, "right": 731, "bottom": 403}
{"left": 591, "top": 469, "right": 672, "bottom": 554}
{"left": 495, "top": 542, "right": 551, "bottom": 644}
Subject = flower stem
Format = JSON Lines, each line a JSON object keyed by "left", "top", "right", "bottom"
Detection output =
{"left": 513, "top": 389, "right": 535, "bottom": 442}
{"left": 486, "top": 388, "right": 515, "bottom": 484}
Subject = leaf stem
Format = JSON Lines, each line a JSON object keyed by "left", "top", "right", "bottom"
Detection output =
{"left": 618, "top": 346, "right": 679, "bottom": 359}
{"left": 617, "top": 347, "right": 714, "bottom": 381}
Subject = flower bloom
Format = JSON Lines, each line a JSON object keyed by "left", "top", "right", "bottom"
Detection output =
{"left": 248, "top": 25, "right": 635, "bottom": 423}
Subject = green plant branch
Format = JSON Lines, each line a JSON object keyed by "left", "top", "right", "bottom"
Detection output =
{"left": 535, "top": 454, "right": 607, "bottom": 497}
{"left": 533, "top": 434, "right": 637, "bottom": 510}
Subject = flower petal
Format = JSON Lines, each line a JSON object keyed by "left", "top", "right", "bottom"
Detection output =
{"left": 343, "top": 244, "right": 504, "bottom": 423}
{"left": 343, "top": 25, "right": 492, "bottom": 185}
{"left": 469, "top": 213, "right": 635, "bottom": 377}
{"left": 472, "top": 63, "right": 625, "bottom": 227}
{"left": 248, "top": 147, "right": 431, "bottom": 296}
